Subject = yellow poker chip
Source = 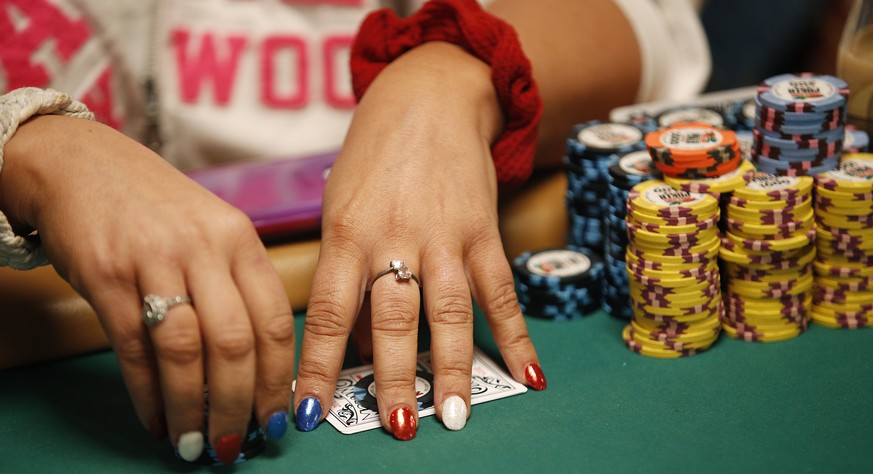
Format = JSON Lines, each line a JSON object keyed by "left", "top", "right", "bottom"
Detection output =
{"left": 733, "top": 172, "right": 813, "bottom": 202}
{"left": 810, "top": 303, "right": 872, "bottom": 318}
{"left": 630, "top": 236, "right": 720, "bottom": 255}
{"left": 628, "top": 275, "right": 716, "bottom": 295}
{"left": 634, "top": 310, "right": 722, "bottom": 333}
{"left": 626, "top": 243, "right": 719, "bottom": 264}
{"left": 663, "top": 159, "right": 755, "bottom": 194}
{"left": 627, "top": 268, "right": 721, "bottom": 289}
{"left": 628, "top": 181, "right": 719, "bottom": 217}
{"left": 813, "top": 299, "right": 873, "bottom": 314}
{"left": 629, "top": 329, "right": 720, "bottom": 352}
{"left": 622, "top": 326, "right": 703, "bottom": 358}
{"left": 728, "top": 277, "right": 813, "bottom": 299}
{"left": 727, "top": 313, "right": 807, "bottom": 331}
{"left": 726, "top": 291, "right": 812, "bottom": 310}
{"left": 814, "top": 197, "right": 873, "bottom": 216}
{"left": 723, "top": 228, "right": 815, "bottom": 253}
{"left": 813, "top": 260, "right": 873, "bottom": 278}
{"left": 721, "top": 320, "right": 806, "bottom": 343}
{"left": 725, "top": 215, "right": 814, "bottom": 238}
{"left": 815, "top": 209, "right": 873, "bottom": 230}
{"left": 815, "top": 290, "right": 873, "bottom": 305}
{"left": 630, "top": 287, "right": 720, "bottom": 309}
{"left": 813, "top": 184, "right": 873, "bottom": 201}
{"left": 625, "top": 251, "right": 716, "bottom": 272}
{"left": 726, "top": 305, "right": 808, "bottom": 321}
{"left": 814, "top": 228, "right": 873, "bottom": 248}
{"left": 810, "top": 311, "right": 870, "bottom": 329}
{"left": 628, "top": 212, "right": 720, "bottom": 235}
{"left": 630, "top": 320, "right": 720, "bottom": 346}
{"left": 638, "top": 303, "right": 723, "bottom": 324}
{"left": 631, "top": 296, "right": 720, "bottom": 317}
{"left": 814, "top": 275, "right": 873, "bottom": 292}
{"left": 726, "top": 203, "right": 814, "bottom": 225}
{"left": 728, "top": 273, "right": 813, "bottom": 293}
{"left": 815, "top": 153, "right": 873, "bottom": 193}
{"left": 726, "top": 266, "right": 812, "bottom": 284}
{"left": 627, "top": 260, "right": 719, "bottom": 280}
{"left": 729, "top": 194, "right": 811, "bottom": 210}
{"left": 815, "top": 222, "right": 873, "bottom": 239}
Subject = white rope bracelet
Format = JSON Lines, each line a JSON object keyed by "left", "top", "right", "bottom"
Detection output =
{"left": 0, "top": 87, "right": 94, "bottom": 270}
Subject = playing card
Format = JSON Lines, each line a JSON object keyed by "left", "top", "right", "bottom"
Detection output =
{"left": 326, "top": 347, "right": 527, "bottom": 434}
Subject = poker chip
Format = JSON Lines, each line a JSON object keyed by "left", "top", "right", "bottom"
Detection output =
{"left": 756, "top": 73, "right": 849, "bottom": 113}
{"left": 664, "top": 159, "right": 756, "bottom": 194}
{"left": 621, "top": 178, "right": 722, "bottom": 357}
{"left": 732, "top": 172, "right": 814, "bottom": 202}
{"left": 751, "top": 73, "right": 850, "bottom": 177}
{"left": 654, "top": 105, "right": 727, "bottom": 129}
{"left": 565, "top": 121, "right": 647, "bottom": 252}
{"left": 645, "top": 122, "right": 742, "bottom": 179}
{"left": 512, "top": 247, "right": 605, "bottom": 321}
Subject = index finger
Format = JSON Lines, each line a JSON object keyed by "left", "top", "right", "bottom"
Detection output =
{"left": 293, "top": 242, "right": 366, "bottom": 432}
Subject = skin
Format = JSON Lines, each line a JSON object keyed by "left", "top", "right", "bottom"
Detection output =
{"left": 0, "top": 116, "right": 296, "bottom": 451}
{"left": 0, "top": 0, "right": 641, "bottom": 446}
{"left": 295, "top": 0, "right": 640, "bottom": 434}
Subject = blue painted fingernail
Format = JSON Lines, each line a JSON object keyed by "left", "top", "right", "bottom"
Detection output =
{"left": 295, "top": 397, "right": 323, "bottom": 432}
{"left": 266, "top": 411, "right": 289, "bottom": 440}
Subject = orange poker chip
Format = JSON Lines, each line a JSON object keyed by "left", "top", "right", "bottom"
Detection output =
{"left": 646, "top": 122, "right": 739, "bottom": 160}
{"left": 654, "top": 153, "right": 743, "bottom": 179}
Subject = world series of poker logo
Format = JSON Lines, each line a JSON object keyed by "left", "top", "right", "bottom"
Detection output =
{"left": 662, "top": 127, "right": 721, "bottom": 149}
{"left": 832, "top": 158, "right": 873, "bottom": 181}
{"left": 645, "top": 184, "right": 704, "bottom": 206}
{"left": 775, "top": 79, "right": 832, "bottom": 101}
{"left": 746, "top": 172, "right": 798, "bottom": 190}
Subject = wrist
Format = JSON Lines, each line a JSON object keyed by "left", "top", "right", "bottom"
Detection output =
{"left": 360, "top": 42, "right": 503, "bottom": 147}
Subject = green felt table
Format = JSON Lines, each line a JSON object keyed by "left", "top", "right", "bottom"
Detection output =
{"left": 2, "top": 308, "right": 872, "bottom": 473}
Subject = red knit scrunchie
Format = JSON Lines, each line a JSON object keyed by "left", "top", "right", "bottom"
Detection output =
{"left": 350, "top": 0, "right": 542, "bottom": 189}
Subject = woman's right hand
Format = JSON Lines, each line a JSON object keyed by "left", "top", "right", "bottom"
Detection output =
{"left": 0, "top": 115, "right": 296, "bottom": 464}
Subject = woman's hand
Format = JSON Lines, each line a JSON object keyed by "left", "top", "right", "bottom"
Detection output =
{"left": 293, "top": 42, "right": 544, "bottom": 439}
{"left": 0, "top": 115, "right": 295, "bottom": 463}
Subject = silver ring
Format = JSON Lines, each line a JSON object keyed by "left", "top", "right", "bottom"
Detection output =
{"left": 142, "top": 294, "right": 192, "bottom": 327}
{"left": 367, "top": 260, "right": 421, "bottom": 291}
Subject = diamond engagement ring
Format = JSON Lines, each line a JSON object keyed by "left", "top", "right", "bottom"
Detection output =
{"left": 367, "top": 260, "right": 422, "bottom": 291}
{"left": 142, "top": 294, "right": 193, "bottom": 327}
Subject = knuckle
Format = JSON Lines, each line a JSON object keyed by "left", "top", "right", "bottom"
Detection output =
{"left": 260, "top": 311, "right": 296, "bottom": 346}
{"left": 485, "top": 278, "right": 522, "bottom": 323}
{"left": 113, "top": 334, "right": 154, "bottom": 369}
{"left": 294, "top": 361, "right": 334, "bottom": 387}
{"left": 435, "top": 362, "right": 471, "bottom": 381}
{"left": 374, "top": 374, "right": 414, "bottom": 395}
{"left": 429, "top": 293, "right": 473, "bottom": 327}
{"left": 153, "top": 328, "right": 202, "bottom": 366}
{"left": 210, "top": 330, "right": 255, "bottom": 363}
{"left": 304, "top": 298, "right": 353, "bottom": 339}
{"left": 371, "top": 297, "right": 418, "bottom": 334}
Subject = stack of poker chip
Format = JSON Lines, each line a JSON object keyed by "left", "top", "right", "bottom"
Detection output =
{"left": 810, "top": 154, "right": 873, "bottom": 329}
{"left": 565, "top": 121, "right": 646, "bottom": 252}
{"left": 512, "top": 246, "right": 605, "bottom": 321}
{"left": 603, "top": 150, "right": 658, "bottom": 320}
{"left": 719, "top": 173, "right": 816, "bottom": 342}
{"left": 621, "top": 180, "right": 723, "bottom": 358}
{"left": 751, "top": 73, "right": 849, "bottom": 176}
{"left": 645, "top": 121, "right": 742, "bottom": 179}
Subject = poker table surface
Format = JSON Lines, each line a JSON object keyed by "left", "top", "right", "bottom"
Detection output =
{"left": 3, "top": 307, "right": 872, "bottom": 473}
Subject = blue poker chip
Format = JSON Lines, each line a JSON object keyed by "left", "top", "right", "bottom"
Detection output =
{"left": 512, "top": 247, "right": 604, "bottom": 290}
{"left": 730, "top": 98, "right": 757, "bottom": 131}
{"left": 755, "top": 119, "right": 842, "bottom": 135}
{"left": 752, "top": 125, "right": 844, "bottom": 152}
{"left": 756, "top": 73, "right": 849, "bottom": 113}
{"left": 752, "top": 154, "right": 839, "bottom": 176}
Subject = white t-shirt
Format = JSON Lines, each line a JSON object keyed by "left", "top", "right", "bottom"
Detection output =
{"left": 0, "top": 0, "right": 709, "bottom": 170}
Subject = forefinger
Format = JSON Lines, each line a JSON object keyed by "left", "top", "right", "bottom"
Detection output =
{"left": 293, "top": 242, "right": 366, "bottom": 432}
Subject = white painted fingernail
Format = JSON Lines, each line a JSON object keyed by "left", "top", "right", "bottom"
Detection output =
{"left": 178, "top": 431, "right": 204, "bottom": 462}
{"left": 441, "top": 395, "right": 467, "bottom": 431}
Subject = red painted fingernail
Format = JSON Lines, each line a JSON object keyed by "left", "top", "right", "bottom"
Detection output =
{"left": 214, "top": 433, "right": 242, "bottom": 465}
{"left": 147, "top": 414, "right": 167, "bottom": 440}
{"left": 389, "top": 406, "right": 417, "bottom": 441}
{"left": 524, "top": 363, "right": 547, "bottom": 391}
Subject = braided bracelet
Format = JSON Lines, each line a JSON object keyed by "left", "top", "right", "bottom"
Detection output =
{"left": 0, "top": 87, "right": 94, "bottom": 270}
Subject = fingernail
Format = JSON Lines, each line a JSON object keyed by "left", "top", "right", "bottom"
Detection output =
{"left": 147, "top": 414, "right": 167, "bottom": 440}
{"left": 524, "top": 363, "right": 547, "bottom": 391}
{"left": 177, "top": 431, "right": 204, "bottom": 462}
{"left": 266, "top": 411, "right": 289, "bottom": 440}
{"left": 441, "top": 395, "right": 467, "bottom": 431}
{"left": 214, "top": 433, "right": 242, "bottom": 465}
{"left": 389, "top": 406, "right": 417, "bottom": 441}
{"left": 295, "top": 397, "right": 323, "bottom": 432}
